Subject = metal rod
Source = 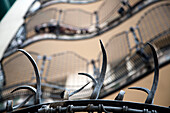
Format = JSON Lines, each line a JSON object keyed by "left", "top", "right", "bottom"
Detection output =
{"left": 145, "top": 43, "right": 159, "bottom": 104}
{"left": 128, "top": 87, "right": 150, "bottom": 94}
{"left": 78, "top": 40, "right": 107, "bottom": 99}
{"left": 91, "top": 40, "right": 107, "bottom": 99}
{"left": 18, "top": 49, "right": 41, "bottom": 104}
{"left": 78, "top": 73, "right": 97, "bottom": 85}
{"left": 94, "top": 11, "right": 100, "bottom": 34}
{"left": 128, "top": 43, "right": 159, "bottom": 104}
{"left": 69, "top": 82, "right": 90, "bottom": 97}
{"left": 38, "top": 105, "right": 160, "bottom": 113}
{"left": 39, "top": 55, "right": 47, "bottom": 76}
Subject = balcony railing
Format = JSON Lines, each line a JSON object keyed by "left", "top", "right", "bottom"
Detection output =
{"left": 24, "top": 0, "right": 146, "bottom": 38}
{"left": 1, "top": 2, "right": 170, "bottom": 103}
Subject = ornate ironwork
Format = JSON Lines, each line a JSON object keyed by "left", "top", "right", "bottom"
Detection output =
{"left": 128, "top": 43, "right": 159, "bottom": 104}
{"left": 78, "top": 40, "right": 107, "bottom": 99}
{"left": 1, "top": 41, "right": 170, "bottom": 113}
{"left": 18, "top": 49, "right": 42, "bottom": 104}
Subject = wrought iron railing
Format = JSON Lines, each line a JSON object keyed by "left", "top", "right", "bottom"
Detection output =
{"left": 97, "top": 3, "right": 170, "bottom": 97}
{"left": 1, "top": 3, "right": 170, "bottom": 101}
{"left": 0, "top": 1, "right": 170, "bottom": 112}
{"left": 0, "top": 41, "right": 169, "bottom": 112}
{"left": 1, "top": 51, "right": 91, "bottom": 100}
{"left": 4, "top": 0, "right": 168, "bottom": 58}
{"left": 24, "top": 0, "right": 147, "bottom": 38}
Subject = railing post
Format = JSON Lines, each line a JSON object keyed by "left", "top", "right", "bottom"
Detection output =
{"left": 122, "top": 0, "right": 132, "bottom": 10}
{"left": 94, "top": 11, "right": 100, "bottom": 35}
{"left": 125, "top": 31, "right": 131, "bottom": 53}
{"left": 44, "top": 56, "right": 52, "bottom": 81}
{"left": 56, "top": 10, "right": 62, "bottom": 38}
{"left": 39, "top": 55, "right": 47, "bottom": 76}
{"left": 130, "top": 27, "right": 140, "bottom": 49}
{"left": 118, "top": 7, "right": 125, "bottom": 16}
{"left": 130, "top": 27, "right": 149, "bottom": 62}
{"left": 136, "top": 25, "right": 143, "bottom": 44}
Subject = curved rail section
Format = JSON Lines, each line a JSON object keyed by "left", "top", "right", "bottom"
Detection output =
{"left": 4, "top": 0, "right": 156, "bottom": 56}
{"left": 24, "top": 0, "right": 101, "bottom": 18}
{"left": 25, "top": 0, "right": 146, "bottom": 38}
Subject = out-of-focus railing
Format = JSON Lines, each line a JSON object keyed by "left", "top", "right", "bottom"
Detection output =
{"left": 0, "top": 50, "right": 91, "bottom": 103}
{"left": 45, "top": 51, "right": 89, "bottom": 86}
{"left": 4, "top": 0, "right": 161, "bottom": 57}
{"left": 60, "top": 9, "right": 94, "bottom": 28}
{"left": 137, "top": 4, "right": 170, "bottom": 44}
{"left": 26, "top": 8, "right": 58, "bottom": 38}
{"left": 24, "top": 0, "right": 146, "bottom": 38}
{"left": 97, "top": 0, "right": 121, "bottom": 25}
{"left": 99, "top": 3, "right": 170, "bottom": 97}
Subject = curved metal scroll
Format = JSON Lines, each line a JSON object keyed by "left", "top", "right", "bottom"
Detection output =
{"left": 79, "top": 40, "right": 107, "bottom": 99}
{"left": 128, "top": 43, "right": 159, "bottom": 104}
{"left": 6, "top": 86, "right": 36, "bottom": 111}
{"left": 6, "top": 49, "right": 42, "bottom": 111}
{"left": 18, "top": 49, "right": 42, "bottom": 104}
{"left": 7, "top": 49, "right": 42, "bottom": 112}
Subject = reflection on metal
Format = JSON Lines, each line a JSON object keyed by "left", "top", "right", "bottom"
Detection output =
{"left": 6, "top": 100, "right": 13, "bottom": 112}
{"left": 79, "top": 40, "right": 107, "bottom": 99}
{"left": 115, "top": 90, "right": 125, "bottom": 101}
{"left": 128, "top": 43, "right": 159, "bottom": 104}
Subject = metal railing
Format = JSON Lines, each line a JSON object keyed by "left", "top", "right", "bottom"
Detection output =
{"left": 61, "top": 9, "right": 94, "bottom": 28}
{"left": 5, "top": 0, "right": 164, "bottom": 58}
{"left": 137, "top": 3, "right": 170, "bottom": 44}
{"left": 24, "top": 0, "right": 147, "bottom": 38}
{"left": 0, "top": 2, "right": 170, "bottom": 107}
{"left": 26, "top": 8, "right": 58, "bottom": 38}
{"left": 0, "top": 40, "right": 170, "bottom": 113}
{"left": 99, "top": 3, "right": 170, "bottom": 97}
{"left": 45, "top": 51, "right": 89, "bottom": 86}
{"left": 0, "top": 51, "right": 95, "bottom": 112}
{"left": 2, "top": 52, "right": 39, "bottom": 88}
